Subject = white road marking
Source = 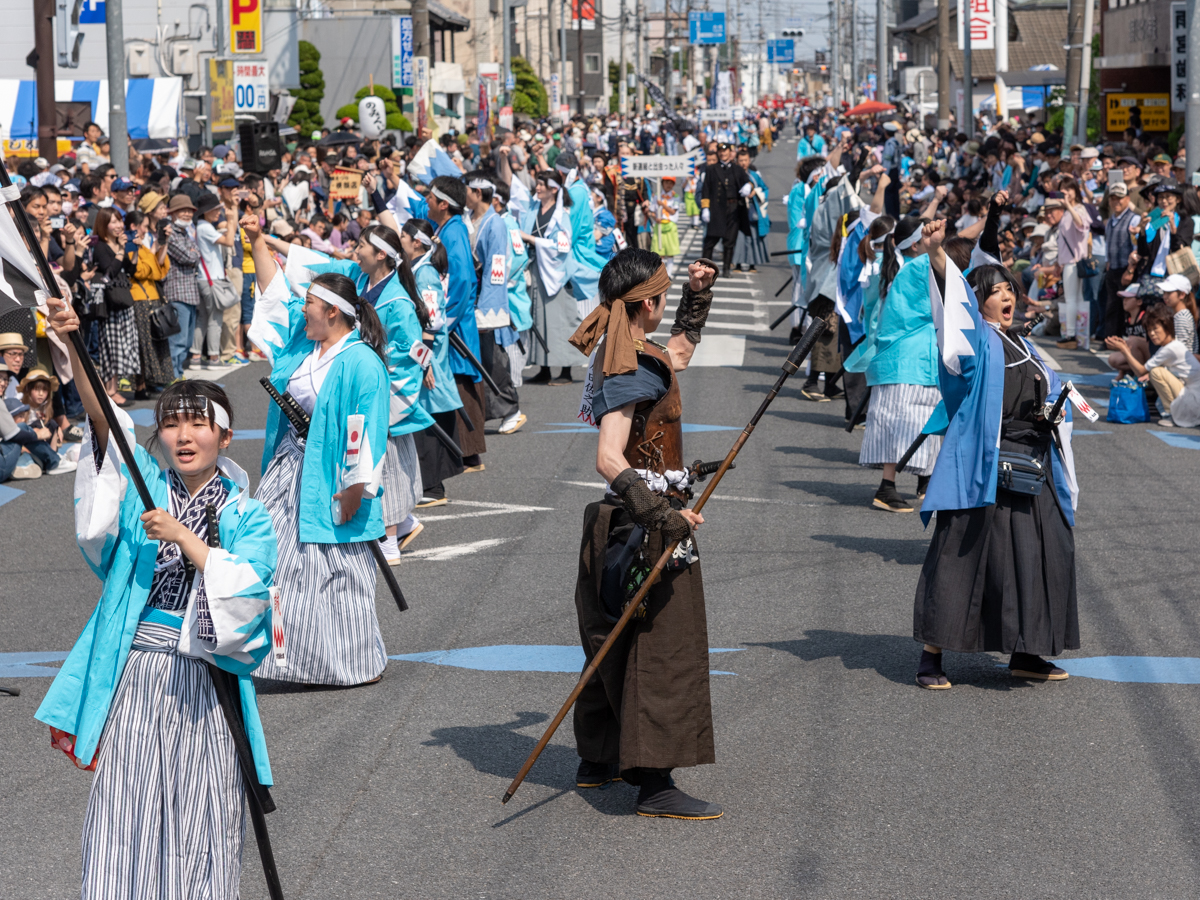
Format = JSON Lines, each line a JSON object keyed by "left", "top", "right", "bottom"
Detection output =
{"left": 558, "top": 481, "right": 826, "bottom": 506}
{"left": 419, "top": 503, "right": 554, "bottom": 523}
{"left": 404, "top": 538, "right": 513, "bottom": 560}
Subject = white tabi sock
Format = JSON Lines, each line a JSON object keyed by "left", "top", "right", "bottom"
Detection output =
{"left": 380, "top": 534, "right": 400, "bottom": 559}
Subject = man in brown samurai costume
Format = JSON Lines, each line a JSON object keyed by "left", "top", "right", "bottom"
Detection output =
{"left": 567, "top": 247, "right": 720, "bottom": 820}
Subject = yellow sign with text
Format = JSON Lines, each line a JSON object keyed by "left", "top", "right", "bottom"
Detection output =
{"left": 1105, "top": 93, "right": 1171, "bottom": 133}
{"left": 209, "top": 60, "right": 235, "bottom": 133}
{"left": 229, "top": 0, "right": 262, "bottom": 54}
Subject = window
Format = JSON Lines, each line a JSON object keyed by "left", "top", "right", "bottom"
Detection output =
{"left": 584, "top": 53, "right": 601, "bottom": 74}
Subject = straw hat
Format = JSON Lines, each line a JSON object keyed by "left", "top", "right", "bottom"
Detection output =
{"left": 0, "top": 332, "right": 28, "bottom": 353}
{"left": 18, "top": 366, "right": 59, "bottom": 394}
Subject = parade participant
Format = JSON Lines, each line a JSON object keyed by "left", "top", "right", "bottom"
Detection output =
{"left": 522, "top": 170, "right": 581, "bottom": 386}
{"left": 400, "top": 217, "right": 465, "bottom": 507}
{"left": 37, "top": 296, "right": 277, "bottom": 899}
{"left": 567, "top": 247, "right": 721, "bottom": 819}
{"left": 298, "top": 223, "right": 433, "bottom": 561}
{"left": 699, "top": 143, "right": 752, "bottom": 276}
{"left": 859, "top": 214, "right": 943, "bottom": 511}
{"left": 426, "top": 175, "right": 487, "bottom": 470}
{"left": 842, "top": 213, "right": 897, "bottom": 384}
{"left": 733, "top": 149, "right": 769, "bottom": 273}
{"left": 493, "top": 181, "right": 533, "bottom": 433}
{"left": 243, "top": 214, "right": 392, "bottom": 688}
{"left": 915, "top": 225, "right": 1080, "bottom": 689}
{"left": 650, "top": 177, "right": 681, "bottom": 266}
{"left": 465, "top": 175, "right": 523, "bottom": 434}
{"left": 555, "top": 150, "right": 607, "bottom": 309}
{"left": 785, "top": 156, "right": 827, "bottom": 341}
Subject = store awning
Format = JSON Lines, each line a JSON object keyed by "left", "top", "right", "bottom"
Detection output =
{"left": 0, "top": 78, "right": 183, "bottom": 141}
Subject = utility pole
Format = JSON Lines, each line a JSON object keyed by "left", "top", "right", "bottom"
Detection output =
{"left": 34, "top": 0, "right": 57, "bottom": 164}
{"left": 1076, "top": 0, "right": 1095, "bottom": 144}
{"left": 831, "top": 0, "right": 840, "bottom": 106}
{"left": 635, "top": 0, "right": 644, "bottom": 113}
{"left": 106, "top": 0, "right": 129, "bottom": 175}
{"left": 1062, "top": 0, "right": 1085, "bottom": 146}
{"left": 619, "top": 0, "right": 628, "bottom": 114}
{"left": 503, "top": 0, "right": 512, "bottom": 107}
{"left": 876, "top": 0, "right": 887, "bottom": 103}
{"left": 937, "top": 0, "right": 950, "bottom": 128}
{"left": 577, "top": 0, "right": 585, "bottom": 113}
{"left": 995, "top": 0, "right": 1008, "bottom": 121}
{"left": 962, "top": 8, "right": 972, "bottom": 134}
{"left": 1189, "top": 0, "right": 1200, "bottom": 184}
{"left": 850, "top": 0, "right": 857, "bottom": 104}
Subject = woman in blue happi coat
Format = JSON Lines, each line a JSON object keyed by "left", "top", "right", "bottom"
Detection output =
{"left": 733, "top": 148, "right": 770, "bottom": 272}
{"left": 522, "top": 171, "right": 582, "bottom": 385}
{"left": 244, "top": 213, "right": 393, "bottom": 688}
{"left": 914, "top": 223, "right": 1080, "bottom": 690}
{"left": 37, "top": 297, "right": 277, "bottom": 899}
{"left": 299, "top": 223, "right": 435, "bottom": 560}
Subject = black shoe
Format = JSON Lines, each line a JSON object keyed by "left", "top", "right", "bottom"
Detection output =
{"left": 1009, "top": 652, "right": 1069, "bottom": 681}
{"left": 824, "top": 388, "right": 845, "bottom": 401}
{"left": 872, "top": 479, "right": 914, "bottom": 513}
{"left": 526, "top": 366, "right": 553, "bottom": 384}
{"left": 721, "top": 267, "right": 731, "bottom": 278}
{"left": 635, "top": 771, "right": 723, "bottom": 820}
{"left": 576, "top": 759, "right": 622, "bottom": 789}
{"left": 916, "top": 649, "right": 951, "bottom": 690}
{"left": 549, "top": 367, "right": 574, "bottom": 386}
{"left": 134, "top": 389, "right": 152, "bottom": 401}
{"left": 916, "top": 474, "right": 930, "bottom": 500}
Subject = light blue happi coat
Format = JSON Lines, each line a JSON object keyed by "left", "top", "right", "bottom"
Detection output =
{"left": 413, "top": 256, "right": 464, "bottom": 415}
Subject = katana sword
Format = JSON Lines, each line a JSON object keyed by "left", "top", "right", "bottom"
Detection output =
{"left": 501, "top": 318, "right": 828, "bottom": 805}
{"left": 448, "top": 330, "right": 503, "bottom": 397}
{"left": 894, "top": 432, "right": 928, "bottom": 474}
{"left": 0, "top": 162, "right": 286, "bottom": 900}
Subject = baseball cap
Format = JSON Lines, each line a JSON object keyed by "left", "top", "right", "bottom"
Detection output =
{"left": 883, "top": 121, "right": 899, "bottom": 132}
{"left": 218, "top": 177, "right": 241, "bottom": 188}
{"left": 1081, "top": 147, "right": 1099, "bottom": 159}
{"left": 1091, "top": 159, "right": 1104, "bottom": 171}
{"left": 4, "top": 398, "right": 30, "bottom": 416}
{"left": 1119, "top": 156, "right": 1141, "bottom": 168}
{"left": 1069, "top": 143, "right": 1084, "bottom": 153}
{"left": 1043, "top": 199, "right": 1065, "bottom": 211}
{"left": 271, "top": 219, "right": 295, "bottom": 237}
{"left": 1108, "top": 181, "right": 1129, "bottom": 197}
{"left": 1032, "top": 224, "right": 1050, "bottom": 238}
{"left": 213, "top": 144, "right": 231, "bottom": 157}
{"left": 1019, "top": 217, "right": 1038, "bottom": 229}
{"left": 112, "top": 177, "right": 134, "bottom": 192}
{"left": 1153, "top": 153, "right": 1173, "bottom": 164}
{"left": 1156, "top": 273, "right": 1193, "bottom": 294}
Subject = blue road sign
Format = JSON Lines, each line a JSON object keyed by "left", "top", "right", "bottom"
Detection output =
{"left": 689, "top": 11, "right": 726, "bottom": 45}
{"left": 79, "top": 0, "right": 105, "bottom": 23}
{"left": 767, "top": 39, "right": 794, "bottom": 65}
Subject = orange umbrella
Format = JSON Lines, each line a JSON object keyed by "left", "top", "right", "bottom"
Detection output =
{"left": 845, "top": 100, "right": 897, "bottom": 116}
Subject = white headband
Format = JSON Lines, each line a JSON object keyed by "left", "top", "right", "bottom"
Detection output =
{"left": 158, "top": 396, "right": 230, "bottom": 431}
{"left": 468, "top": 178, "right": 494, "bottom": 190}
{"left": 430, "top": 185, "right": 460, "bottom": 208}
{"left": 308, "top": 282, "right": 358, "bottom": 321}
{"left": 368, "top": 232, "right": 399, "bottom": 260}
{"left": 896, "top": 224, "right": 925, "bottom": 251}
{"left": 408, "top": 229, "right": 432, "bottom": 247}
{"left": 544, "top": 178, "right": 561, "bottom": 190}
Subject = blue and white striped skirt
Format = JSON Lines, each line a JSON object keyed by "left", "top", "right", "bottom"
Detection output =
{"left": 82, "top": 617, "right": 245, "bottom": 900}
{"left": 254, "top": 431, "right": 387, "bottom": 686}
{"left": 859, "top": 382, "right": 943, "bottom": 476}
{"left": 381, "top": 433, "right": 422, "bottom": 528}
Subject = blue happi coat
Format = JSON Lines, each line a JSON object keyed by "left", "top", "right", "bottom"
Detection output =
{"left": 413, "top": 254, "right": 464, "bottom": 415}
{"left": 921, "top": 256, "right": 1078, "bottom": 526}
{"left": 499, "top": 209, "right": 533, "bottom": 344}
{"left": 248, "top": 263, "right": 390, "bottom": 544}
{"left": 435, "top": 214, "right": 482, "bottom": 383}
{"left": 473, "top": 207, "right": 514, "bottom": 333}
{"left": 36, "top": 410, "right": 277, "bottom": 782}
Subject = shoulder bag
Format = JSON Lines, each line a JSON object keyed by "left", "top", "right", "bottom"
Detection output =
{"left": 199, "top": 256, "right": 242, "bottom": 311}
{"left": 149, "top": 300, "right": 182, "bottom": 341}
{"left": 1076, "top": 232, "right": 1100, "bottom": 279}
{"left": 102, "top": 268, "right": 134, "bottom": 311}
{"left": 1166, "top": 245, "right": 1200, "bottom": 288}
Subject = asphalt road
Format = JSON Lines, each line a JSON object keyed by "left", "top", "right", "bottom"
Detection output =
{"left": 6, "top": 140, "right": 1200, "bottom": 899}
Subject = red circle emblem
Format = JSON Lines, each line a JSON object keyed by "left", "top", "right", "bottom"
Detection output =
{"left": 351, "top": 430, "right": 359, "bottom": 442}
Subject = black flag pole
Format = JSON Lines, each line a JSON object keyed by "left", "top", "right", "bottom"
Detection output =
{"left": 0, "top": 163, "right": 286, "bottom": 900}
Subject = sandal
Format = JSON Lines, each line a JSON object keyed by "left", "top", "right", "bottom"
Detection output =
{"left": 916, "top": 649, "right": 951, "bottom": 690}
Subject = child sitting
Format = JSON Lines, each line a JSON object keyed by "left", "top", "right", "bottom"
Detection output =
{"left": 19, "top": 367, "right": 61, "bottom": 450}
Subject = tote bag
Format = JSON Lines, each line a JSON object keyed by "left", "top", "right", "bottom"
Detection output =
{"left": 1106, "top": 377, "right": 1151, "bottom": 424}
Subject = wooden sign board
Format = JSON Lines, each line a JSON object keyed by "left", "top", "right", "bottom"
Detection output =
{"left": 330, "top": 167, "right": 364, "bottom": 201}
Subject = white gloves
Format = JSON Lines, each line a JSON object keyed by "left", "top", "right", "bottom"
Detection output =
{"left": 701, "top": 208, "right": 710, "bottom": 224}
{"left": 739, "top": 183, "right": 753, "bottom": 198}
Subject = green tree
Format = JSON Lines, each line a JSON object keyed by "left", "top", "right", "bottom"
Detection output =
{"left": 608, "top": 60, "right": 632, "bottom": 113}
{"left": 511, "top": 57, "right": 548, "bottom": 117}
{"left": 1045, "top": 36, "right": 1100, "bottom": 142}
{"left": 289, "top": 41, "right": 326, "bottom": 137}
{"left": 335, "top": 84, "right": 412, "bottom": 132}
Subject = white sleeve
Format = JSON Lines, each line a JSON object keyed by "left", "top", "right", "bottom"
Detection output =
{"left": 246, "top": 262, "right": 297, "bottom": 366}
{"left": 197, "top": 548, "right": 271, "bottom": 662}
{"left": 74, "top": 403, "right": 138, "bottom": 571}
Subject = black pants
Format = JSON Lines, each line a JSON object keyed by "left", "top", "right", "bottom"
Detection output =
{"left": 478, "top": 329, "right": 519, "bottom": 420}
{"left": 884, "top": 167, "right": 901, "bottom": 217}
{"left": 1101, "top": 268, "right": 1127, "bottom": 341}
{"left": 702, "top": 228, "right": 737, "bottom": 273}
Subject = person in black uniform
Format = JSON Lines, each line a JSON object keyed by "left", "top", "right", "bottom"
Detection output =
{"left": 699, "top": 143, "right": 751, "bottom": 276}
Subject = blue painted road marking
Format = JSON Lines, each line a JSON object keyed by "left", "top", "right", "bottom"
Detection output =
{"left": 0, "top": 652, "right": 69, "bottom": 678}
{"left": 1059, "top": 372, "right": 1117, "bottom": 388}
{"left": 1148, "top": 430, "right": 1200, "bottom": 450}
{"left": 389, "top": 644, "right": 741, "bottom": 674}
{"left": 1059, "top": 656, "right": 1200, "bottom": 684}
{"left": 0, "top": 485, "right": 25, "bottom": 507}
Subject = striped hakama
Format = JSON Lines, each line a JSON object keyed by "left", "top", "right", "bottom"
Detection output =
{"left": 82, "top": 618, "right": 245, "bottom": 900}
{"left": 859, "top": 383, "right": 943, "bottom": 476}
{"left": 255, "top": 431, "right": 386, "bottom": 686}
{"left": 381, "top": 433, "right": 422, "bottom": 528}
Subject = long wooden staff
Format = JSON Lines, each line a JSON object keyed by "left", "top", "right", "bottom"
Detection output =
{"left": 0, "top": 165, "right": 286, "bottom": 900}
{"left": 502, "top": 318, "right": 827, "bottom": 805}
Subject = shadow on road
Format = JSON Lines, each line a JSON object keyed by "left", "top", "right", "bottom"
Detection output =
{"left": 775, "top": 445, "right": 862, "bottom": 466}
{"left": 749, "top": 631, "right": 1023, "bottom": 691}
{"left": 809, "top": 533, "right": 929, "bottom": 565}
{"left": 423, "top": 710, "right": 637, "bottom": 818}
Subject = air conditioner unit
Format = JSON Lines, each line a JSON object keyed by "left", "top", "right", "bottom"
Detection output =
{"left": 172, "top": 42, "right": 196, "bottom": 76}
{"left": 127, "top": 43, "right": 151, "bottom": 77}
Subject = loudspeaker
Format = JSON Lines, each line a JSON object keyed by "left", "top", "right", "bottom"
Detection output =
{"left": 238, "top": 121, "right": 283, "bottom": 174}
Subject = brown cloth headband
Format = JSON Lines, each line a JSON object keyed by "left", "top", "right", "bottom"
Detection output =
{"left": 569, "top": 264, "right": 673, "bottom": 376}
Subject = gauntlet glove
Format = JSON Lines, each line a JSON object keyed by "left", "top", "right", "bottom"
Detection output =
{"left": 611, "top": 468, "right": 692, "bottom": 544}
{"left": 670, "top": 259, "right": 717, "bottom": 344}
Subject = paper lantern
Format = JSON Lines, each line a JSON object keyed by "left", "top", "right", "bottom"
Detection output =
{"left": 359, "top": 96, "right": 387, "bottom": 139}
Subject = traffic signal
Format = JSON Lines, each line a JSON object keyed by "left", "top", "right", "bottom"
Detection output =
{"left": 782, "top": 27, "right": 805, "bottom": 37}
{"left": 56, "top": 0, "right": 85, "bottom": 68}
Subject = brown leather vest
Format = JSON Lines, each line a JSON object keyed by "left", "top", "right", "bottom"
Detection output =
{"left": 622, "top": 340, "right": 683, "bottom": 476}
